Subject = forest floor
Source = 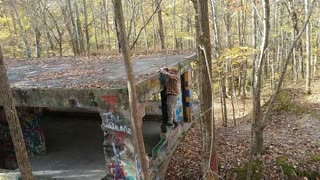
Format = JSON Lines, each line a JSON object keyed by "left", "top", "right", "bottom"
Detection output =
{"left": 166, "top": 77, "right": 320, "bottom": 180}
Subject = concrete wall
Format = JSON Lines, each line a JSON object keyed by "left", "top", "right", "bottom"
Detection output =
{"left": 0, "top": 107, "right": 46, "bottom": 169}
{"left": 95, "top": 63, "right": 194, "bottom": 179}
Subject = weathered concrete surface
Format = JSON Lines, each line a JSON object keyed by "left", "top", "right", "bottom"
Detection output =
{"left": 4, "top": 54, "right": 195, "bottom": 89}
{"left": 0, "top": 54, "right": 196, "bottom": 108}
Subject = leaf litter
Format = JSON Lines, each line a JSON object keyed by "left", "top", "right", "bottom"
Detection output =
{"left": 166, "top": 81, "right": 320, "bottom": 179}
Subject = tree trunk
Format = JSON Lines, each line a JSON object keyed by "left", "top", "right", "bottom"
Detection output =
{"left": 35, "top": 27, "right": 41, "bottom": 58}
{"left": 11, "top": 0, "right": 32, "bottom": 58}
{"left": 156, "top": 0, "right": 165, "bottom": 50}
{"left": 172, "top": 0, "right": 177, "bottom": 50}
{"left": 75, "top": 1, "right": 85, "bottom": 55}
{"left": 252, "top": 0, "right": 270, "bottom": 155}
{"left": 112, "top": 1, "right": 150, "bottom": 179}
{"left": 61, "top": 0, "right": 77, "bottom": 56}
{"left": 0, "top": 46, "right": 34, "bottom": 180}
{"left": 83, "top": 0, "right": 90, "bottom": 55}
{"left": 103, "top": 0, "right": 111, "bottom": 50}
{"left": 305, "top": 0, "right": 311, "bottom": 94}
{"left": 140, "top": 0, "right": 149, "bottom": 50}
{"left": 197, "top": 0, "right": 217, "bottom": 177}
{"left": 314, "top": 33, "right": 319, "bottom": 78}
{"left": 88, "top": 0, "right": 99, "bottom": 50}
{"left": 67, "top": 0, "right": 80, "bottom": 55}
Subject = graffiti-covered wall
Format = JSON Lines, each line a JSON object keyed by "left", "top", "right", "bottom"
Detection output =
{"left": 99, "top": 95, "right": 140, "bottom": 180}
{"left": 175, "top": 80, "right": 183, "bottom": 124}
{"left": 0, "top": 107, "right": 46, "bottom": 169}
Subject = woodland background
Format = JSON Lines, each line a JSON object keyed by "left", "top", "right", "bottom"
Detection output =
{"left": 0, "top": 0, "right": 320, "bottom": 179}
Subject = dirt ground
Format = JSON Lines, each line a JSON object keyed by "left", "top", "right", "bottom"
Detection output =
{"left": 166, "top": 78, "right": 320, "bottom": 179}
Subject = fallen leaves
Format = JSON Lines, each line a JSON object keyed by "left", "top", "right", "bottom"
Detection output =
{"left": 166, "top": 83, "right": 320, "bottom": 179}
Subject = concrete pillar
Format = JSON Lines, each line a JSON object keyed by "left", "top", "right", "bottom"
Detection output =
{"left": 99, "top": 94, "right": 141, "bottom": 179}
{"left": 181, "top": 70, "right": 192, "bottom": 122}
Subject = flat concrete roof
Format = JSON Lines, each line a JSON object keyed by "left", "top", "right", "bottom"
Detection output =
{"left": 5, "top": 54, "right": 195, "bottom": 89}
{"left": 1, "top": 53, "right": 196, "bottom": 108}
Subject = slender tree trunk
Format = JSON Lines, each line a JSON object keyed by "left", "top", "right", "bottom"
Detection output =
{"left": 197, "top": 0, "right": 217, "bottom": 177}
{"left": 252, "top": 0, "right": 270, "bottom": 156}
{"left": 112, "top": 1, "right": 150, "bottom": 179}
{"left": 61, "top": 0, "right": 76, "bottom": 56}
{"left": 305, "top": 0, "right": 311, "bottom": 94}
{"left": 89, "top": 0, "right": 99, "bottom": 50}
{"left": 314, "top": 33, "right": 319, "bottom": 78}
{"left": 191, "top": 0, "right": 199, "bottom": 48}
{"left": 11, "top": 0, "right": 31, "bottom": 58}
{"left": 172, "top": 0, "right": 177, "bottom": 50}
{"left": 211, "top": 0, "right": 227, "bottom": 127}
{"left": 35, "top": 28, "right": 41, "bottom": 58}
{"left": 140, "top": 0, "right": 149, "bottom": 50}
{"left": 75, "top": 1, "right": 85, "bottom": 55}
{"left": 152, "top": 1, "right": 156, "bottom": 49}
{"left": 242, "top": 60, "right": 247, "bottom": 97}
{"left": 59, "top": 34, "right": 63, "bottom": 57}
{"left": 103, "top": 0, "right": 111, "bottom": 50}
{"left": 44, "top": 15, "right": 54, "bottom": 56}
{"left": 67, "top": 0, "right": 80, "bottom": 55}
{"left": 156, "top": 0, "right": 165, "bottom": 50}
{"left": 83, "top": 0, "right": 90, "bottom": 55}
{"left": 0, "top": 46, "right": 34, "bottom": 180}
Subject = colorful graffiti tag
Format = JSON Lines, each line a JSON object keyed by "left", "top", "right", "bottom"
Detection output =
{"left": 102, "top": 112, "right": 132, "bottom": 135}
{"left": 0, "top": 108, "right": 46, "bottom": 169}
{"left": 175, "top": 78, "right": 183, "bottom": 124}
{"left": 135, "top": 155, "right": 143, "bottom": 180}
{"left": 181, "top": 71, "right": 192, "bottom": 122}
{"left": 101, "top": 95, "right": 136, "bottom": 180}
{"left": 19, "top": 109, "right": 46, "bottom": 156}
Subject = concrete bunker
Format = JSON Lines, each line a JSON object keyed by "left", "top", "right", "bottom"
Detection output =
{"left": 0, "top": 54, "right": 197, "bottom": 179}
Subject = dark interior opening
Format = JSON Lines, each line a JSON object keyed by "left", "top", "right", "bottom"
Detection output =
{"left": 28, "top": 110, "right": 105, "bottom": 179}
{"left": 142, "top": 115, "right": 162, "bottom": 157}
{"left": 141, "top": 91, "right": 163, "bottom": 158}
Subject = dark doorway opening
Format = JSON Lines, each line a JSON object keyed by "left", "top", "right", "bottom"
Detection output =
{"left": 29, "top": 110, "right": 106, "bottom": 179}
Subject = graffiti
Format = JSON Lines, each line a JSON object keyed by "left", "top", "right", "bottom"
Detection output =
{"left": 152, "top": 139, "right": 168, "bottom": 158}
{"left": 102, "top": 95, "right": 118, "bottom": 113}
{"left": 109, "top": 142, "right": 128, "bottom": 179}
{"left": 102, "top": 95, "right": 118, "bottom": 105}
{"left": 104, "top": 131, "right": 135, "bottom": 180}
{"left": 182, "top": 71, "right": 192, "bottom": 122}
{"left": 103, "top": 112, "right": 122, "bottom": 123}
{"left": 102, "top": 109, "right": 132, "bottom": 135}
{"left": 102, "top": 123, "right": 132, "bottom": 135}
{"left": 175, "top": 92, "right": 183, "bottom": 123}
{"left": 104, "top": 132, "right": 127, "bottom": 152}
{"left": 135, "top": 155, "right": 143, "bottom": 180}
{"left": 0, "top": 108, "right": 46, "bottom": 169}
{"left": 19, "top": 109, "right": 46, "bottom": 155}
